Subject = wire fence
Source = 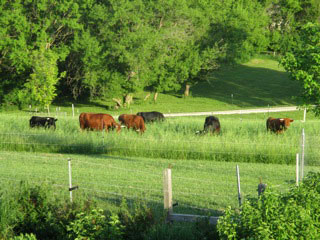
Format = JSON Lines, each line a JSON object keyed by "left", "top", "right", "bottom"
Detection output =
{"left": 0, "top": 150, "right": 307, "bottom": 215}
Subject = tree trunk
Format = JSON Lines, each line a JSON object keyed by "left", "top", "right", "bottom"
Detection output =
{"left": 144, "top": 92, "right": 151, "bottom": 101}
{"left": 153, "top": 92, "right": 158, "bottom": 102}
{"left": 184, "top": 84, "right": 191, "bottom": 97}
{"left": 124, "top": 94, "right": 133, "bottom": 107}
{"left": 112, "top": 98, "right": 122, "bottom": 109}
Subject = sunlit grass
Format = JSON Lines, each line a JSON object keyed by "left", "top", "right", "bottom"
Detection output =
{"left": 0, "top": 111, "right": 319, "bottom": 165}
{"left": 1, "top": 151, "right": 318, "bottom": 216}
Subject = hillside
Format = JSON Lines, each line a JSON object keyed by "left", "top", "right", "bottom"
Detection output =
{"left": 43, "top": 56, "right": 301, "bottom": 115}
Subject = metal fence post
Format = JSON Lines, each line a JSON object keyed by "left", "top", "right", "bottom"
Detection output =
{"left": 236, "top": 165, "right": 242, "bottom": 207}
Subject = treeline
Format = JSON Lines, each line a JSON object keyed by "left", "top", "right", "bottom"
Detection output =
{"left": 1, "top": 0, "right": 319, "bottom": 109}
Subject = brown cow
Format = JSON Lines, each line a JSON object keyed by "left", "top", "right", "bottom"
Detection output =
{"left": 118, "top": 114, "right": 146, "bottom": 133}
{"left": 79, "top": 113, "right": 121, "bottom": 132}
{"left": 266, "top": 117, "right": 294, "bottom": 134}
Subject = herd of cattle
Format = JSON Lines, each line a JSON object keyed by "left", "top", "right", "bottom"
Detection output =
{"left": 28, "top": 112, "right": 294, "bottom": 134}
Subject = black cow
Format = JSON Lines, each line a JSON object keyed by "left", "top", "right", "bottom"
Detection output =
{"left": 136, "top": 111, "right": 165, "bottom": 123}
{"left": 203, "top": 116, "right": 221, "bottom": 135}
{"left": 29, "top": 116, "right": 58, "bottom": 130}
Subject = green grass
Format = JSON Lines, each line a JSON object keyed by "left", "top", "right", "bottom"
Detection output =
{"left": 0, "top": 111, "right": 319, "bottom": 165}
{"left": 0, "top": 56, "right": 318, "bottom": 219}
{"left": 1, "top": 150, "right": 318, "bottom": 216}
{"left": 2, "top": 56, "right": 302, "bottom": 115}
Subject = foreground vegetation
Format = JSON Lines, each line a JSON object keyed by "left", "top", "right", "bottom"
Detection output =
{"left": 218, "top": 172, "right": 320, "bottom": 239}
{"left": 1, "top": 166, "right": 320, "bottom": 239}
{"left": 0, "top": 181, "right": 218, "bottom": 240}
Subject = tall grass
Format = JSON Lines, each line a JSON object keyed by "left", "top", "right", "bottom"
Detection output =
{"left": 0, "top": 112, "right": 319, "bottom": 165}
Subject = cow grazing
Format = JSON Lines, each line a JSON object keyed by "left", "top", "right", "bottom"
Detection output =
{"left": 203, "top": 116, "right": 221, "bottom": 135}
{"left": 118, "top": 114, "right": 146, "bottom": 133}
{"left": 266, "top": 117, "right": 294, "bottom": 134}
{"left": 29, "top": 116, "right": 58, "bottom": 130}
{"left": 136, "top": 111, "right": 165, "bottom": 123}
{"left": 79, "top": 113, "right": 121, "bottom": 132}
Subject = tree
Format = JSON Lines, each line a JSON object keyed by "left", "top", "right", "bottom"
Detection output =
{"left": 266, "top": 0, "right": 320, "bottom": 54}
{"left": 18, "top": 46, "right": 63, "bottom": 108}
{"left": 281, "top": 23, "right": 320, "bottom": 115}
{"left": 0, "top": 0, "right": 83, "bottom": 107}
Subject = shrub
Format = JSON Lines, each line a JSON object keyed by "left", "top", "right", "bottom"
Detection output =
{"left": 118, "top": 200, "right": 154, "bottom": 240}
{"left": 67, "top": 208, "right": 124, "bottom": 240}
{"left": 217, "top": 172, "right": 320, "bottom": 239}
{"left": 10, "top": 233, "right": 37, "bottom": 240}
{"left": 11, "top": 182, "right": 66, "bottom": 239}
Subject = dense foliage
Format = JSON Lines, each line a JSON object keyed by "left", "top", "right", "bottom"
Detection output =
{"left": 1, "top": 0, "right": 319, "bottom": 108}
{"left": 281, "top": 22, "right": 320, "bottom": 115}
{"left": 217, "top": 171, "right": 320, "bottom": 239}
{"left": 0, "top": 182, "right": 215, "bottom": 240}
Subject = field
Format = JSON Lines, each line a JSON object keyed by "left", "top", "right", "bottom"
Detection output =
{"left": 1, "top": 56, "right": 319, "bottom": 219}
{"left": 0, "top": 109, "right": 319, "bottom": 216}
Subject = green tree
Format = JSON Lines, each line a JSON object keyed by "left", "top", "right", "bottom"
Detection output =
{"left": 281, "top": 22, "right": 320, "bottom": 115}
{"left": 18, "top": 46, "right": 63, "bottom": 108}
{"left": 0, "top": 0, "right": 83, "bottom": 107}
{"left": 266, "top": 0, "right": 320, "bottom": 54}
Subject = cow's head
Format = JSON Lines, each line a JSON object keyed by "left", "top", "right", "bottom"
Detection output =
{"left": 279, "top": 118, "right": 293, "bottom": 128}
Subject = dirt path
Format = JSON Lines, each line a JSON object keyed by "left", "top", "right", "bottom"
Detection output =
{"left": 163, "top": 106, "right": 300, "bottom": 117}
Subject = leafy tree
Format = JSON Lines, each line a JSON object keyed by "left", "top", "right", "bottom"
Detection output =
{"left": 210, "top": 0, "right": 269, "bottom": 63}
{"left": 281, "top": 22, "right": 320, "bottom": 115}
{"left": 266, "top": 0, "right": 320, "bottom": 54}
{"left": 17, "top": 46, "right": 63, "bottom": 108}
{"left": 0, "top": 0, "right": 83, "bottom": 107}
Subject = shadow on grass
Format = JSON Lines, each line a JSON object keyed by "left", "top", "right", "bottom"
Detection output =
{"left": 95, "top": 193, "right": 224, "bottom": 218}
{"left": 181, "top": 64, "right": 302, "bottom": 107}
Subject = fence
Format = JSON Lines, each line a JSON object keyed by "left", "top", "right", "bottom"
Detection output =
{"left": 0, "top": 150, "right": 310, "bottom": 225}
{"left": 24, "top": 105, "right": 307, "bottom": 120}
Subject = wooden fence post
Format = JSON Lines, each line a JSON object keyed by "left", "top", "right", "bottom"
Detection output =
{"left": 163, "top": 168, "right": 173, "bottom": 220}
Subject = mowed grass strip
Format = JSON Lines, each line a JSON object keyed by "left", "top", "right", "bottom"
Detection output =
{"left": 1, "top": 151, "right": 318, "bottom": 215}
{"left": 0, "top": 111, "right": 319, "bottom": 165}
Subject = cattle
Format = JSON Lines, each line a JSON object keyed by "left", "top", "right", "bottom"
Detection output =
{"left": 29, "top": 116, "right": 58, "bottom": 130}
{"left": 266, "top": 117, "right": 294, "bottom": 134}
{"left": 203, "top": 116, "right": 221, "bottom": 135}
{"left": 118, "top": 114, "right": 146, "bottom": 133}
{"left": 136, "top": 111, "right": 165, "bottom": 123}
{"left": 79, "top": 113, "right": 121, "bottom": 132}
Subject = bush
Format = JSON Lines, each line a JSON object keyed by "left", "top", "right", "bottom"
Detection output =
{"left": 217, "top": 172, "right": 320, "bottom": 239}
{"left": 10, "top": 233, "right": 37, "bottom": 240}
{"left": 118, "top": 200, "right": 154, "bottom": 240}
{"left": 67, "top": 209, "right": 124, "bottom": 240}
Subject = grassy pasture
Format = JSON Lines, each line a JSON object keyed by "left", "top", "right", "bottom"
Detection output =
{"left": 0, "top": 110, "right": 319, "bottom": 165}
{"left": 1, "top": 150, "right": 319, "bottom": 217}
